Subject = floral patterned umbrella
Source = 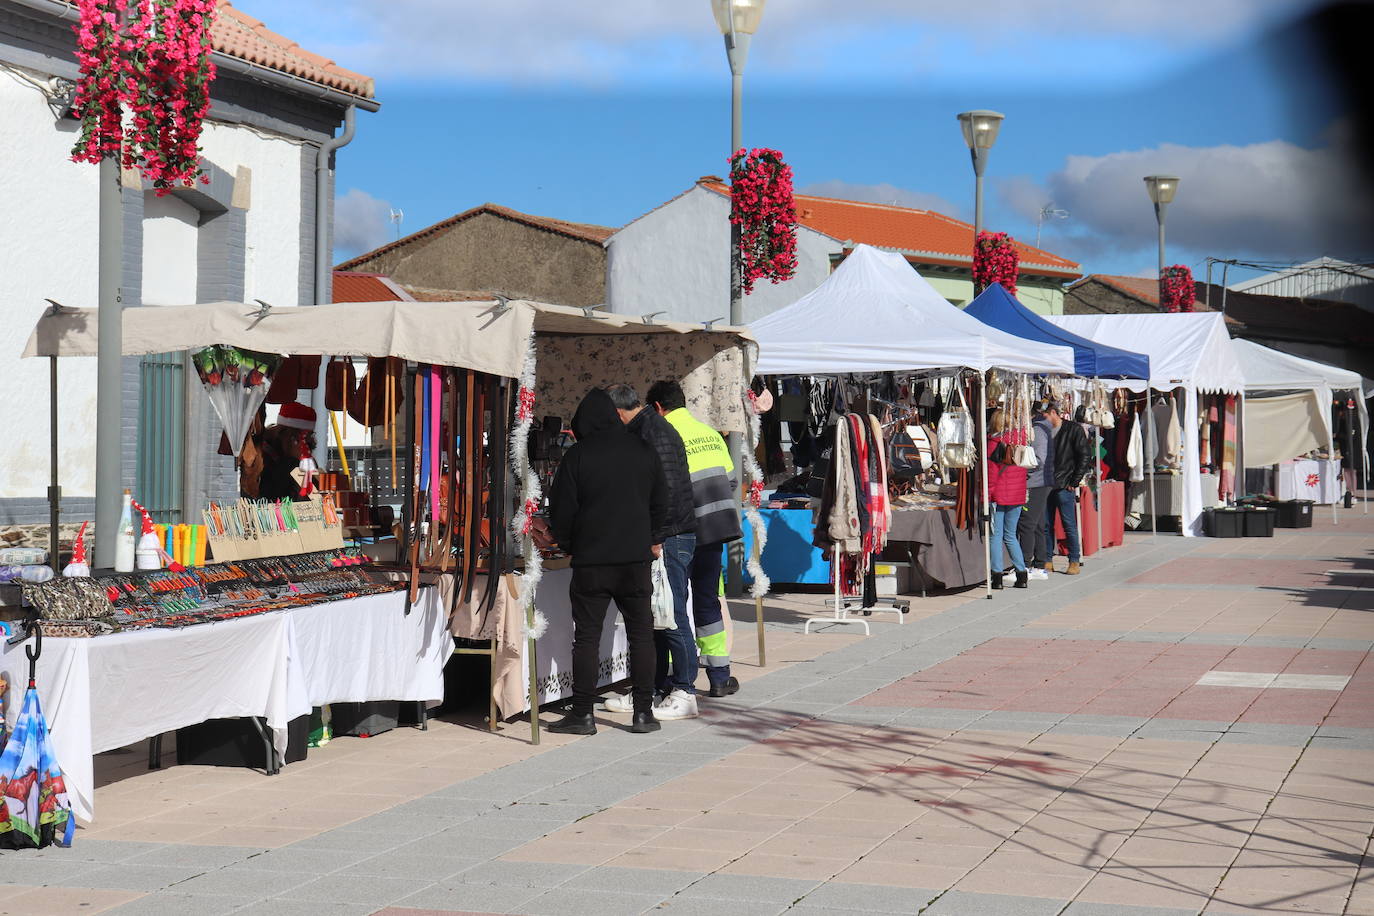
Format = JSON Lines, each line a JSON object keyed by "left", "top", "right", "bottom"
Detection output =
{"left": 0, "top": 627, "right": 74, "bottom": 849}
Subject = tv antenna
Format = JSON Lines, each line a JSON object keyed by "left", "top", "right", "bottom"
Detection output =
{"left": 1035, "top": 203, "right": 1069, "bottom": 248}
{"left": 389, "top": 208, "right": 404, "bottom": 240}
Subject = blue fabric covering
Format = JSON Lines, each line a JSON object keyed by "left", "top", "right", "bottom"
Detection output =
{"left": 965, "top": 285, "right": 1150, "bottom": 379}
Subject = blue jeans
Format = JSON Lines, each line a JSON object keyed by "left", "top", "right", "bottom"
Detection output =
{"left": 655, "top": 532, "right": 698, "bottom": 695}
{"left": 991, "top": 504, "right": 1026, "bottom": 573}
{"left": 1044, "top": 487, "right": 1080, "bottom": 563}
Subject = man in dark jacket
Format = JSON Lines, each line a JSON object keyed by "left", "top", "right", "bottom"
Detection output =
{"left": 1043, "top": 401, "right": 1094, "bottom": 575}
{"left": 605, "top": 384, "right": 701, "bottom": 721}
{"left": 547, "top": 388, "right": 670, "bottom": 735}
{"left": 1018, "top": 408, "right": 1056, "bottom": 580}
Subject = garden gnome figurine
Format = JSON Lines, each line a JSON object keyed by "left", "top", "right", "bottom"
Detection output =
{"left": 62, "top": 521, "right": 90, "bottom": 577}
{"left": 131, "top": 500, "right": 162, "bottom": 570}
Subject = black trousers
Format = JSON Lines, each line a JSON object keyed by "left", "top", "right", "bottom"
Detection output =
{"left": 569, "top": 562, "right": 656, "bottom": 715}
{"left": 1019, "top": 485, "right": 1052, "bottom": 566}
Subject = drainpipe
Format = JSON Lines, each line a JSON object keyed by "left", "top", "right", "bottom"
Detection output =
{"left": 311, "top": 105, "right": 357, "bottom": 450}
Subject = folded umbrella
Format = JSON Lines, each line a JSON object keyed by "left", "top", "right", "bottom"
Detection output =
{"left": 1, "top": 623, "right": 75, "bottom": 848}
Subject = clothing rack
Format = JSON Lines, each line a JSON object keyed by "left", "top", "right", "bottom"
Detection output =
{"left": 803, "top": 553, "right": 909, "bottom": 635}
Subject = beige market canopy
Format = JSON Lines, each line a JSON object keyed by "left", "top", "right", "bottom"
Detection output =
{"left": 24, "top": 299, "right": 754, "bottom": 432}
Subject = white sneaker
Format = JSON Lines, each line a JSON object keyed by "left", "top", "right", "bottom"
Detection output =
{"left": 598, "top": 693, "right": 634, "bottom": 713}
{"left": 653, "top": 690, "right": 699, "bottom": 720}
{"left": 1029, "top": 568, "right": 1049, "bottom": 581}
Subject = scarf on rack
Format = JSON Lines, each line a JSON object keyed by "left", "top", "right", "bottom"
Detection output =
{"left": 826, "top": 415, "right": 862, "bottom": 554}
{"left": 867, "top": 414, "right": 891, "bottom": 552}
{"left": 848, "top": 414, "right": 872, "bottom": 541}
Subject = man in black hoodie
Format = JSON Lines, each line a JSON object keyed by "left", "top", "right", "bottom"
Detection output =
{"left": 547, "top": 388, "right": 670, "bottom": 735}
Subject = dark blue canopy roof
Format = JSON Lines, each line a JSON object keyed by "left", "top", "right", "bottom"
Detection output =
{"left": 965, "top": 285, "right": 1151, "bottom": 379}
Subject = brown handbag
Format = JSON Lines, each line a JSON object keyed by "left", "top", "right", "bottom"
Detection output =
{"left": 265, "top": 356, "right": 301, "bottom": 405}
{"left": 323, "top": 357, "right": 357, "bottom": 412}
{"left": 293, "top": 355, "right": 322, "bottom": 389}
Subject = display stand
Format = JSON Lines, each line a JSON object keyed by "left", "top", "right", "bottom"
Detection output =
{"left": 804, "top": 554, "right": 910, "bottom": 635}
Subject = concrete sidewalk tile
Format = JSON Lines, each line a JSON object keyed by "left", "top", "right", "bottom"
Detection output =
{"left": 650, "top": 896, "right": 790, "bottom": 915}
{"left": 165, "top": 865, "right": 315, "bottom": 899}
{"left": 920, "top": 889, "right": 1068, "bottom": 915}
{"left": 350, "top": 852, "right": 479, "bottom": 881}
{"left": 445, "top": 859, "right": 589, "bottom": 888}
{"left": 121, "top": 844, "right": 260, "bottom": 870}
{"left": 561, "top": 865, "right": 704, "bottom": 896}
{"left": 676, "top": 872, "right": 820, "bottom": 902}
{"left": 390, "top": 881, "right": 543, "bottom": 913}
{"left": 518, "top": 887, "right": 664, "bottom": 915}
{"left": 237, "top": 847, "right": 371, "bottom": 874}
{"left": 797, "top": 881, "right": 936, "bottom": 912}
{"left": 277, "top": 874, "right": 423, "bottom": 907}
{"left": 0, "top": 886, "right": 145, "bottom": 913}
{"left": 0, "top": 858, "right": 101, "bottom": 886}
{"left": 1062, "top": 903, "right": 1202, "bottom": 916}
{"left": 104, "top": 893, "right": 253, "bottom": 915}
{"left": 228, "top": 900, "right": 376, "bottom": 915}
{"left": 63, "top": 863, "right": 213, "bottom": 892}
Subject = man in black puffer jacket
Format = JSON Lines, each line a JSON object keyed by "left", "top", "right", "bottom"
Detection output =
{"left": 606, "top": 384, "right": 702, "bottom": 721}
{"left": 547, "top": 388, "right": 669, "bottom": 736}
{"left": 1044, "top": 401, "right": 1094, "bottom": 575}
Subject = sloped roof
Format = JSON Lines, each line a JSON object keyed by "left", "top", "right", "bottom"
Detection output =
{"left": 211, "top": 1, "right": 374, "bottom": 99}
{"left": 697, "top": 179, "right": 1081, "bottom": 278}
{"left": 336, "top": 203, "right": 614, "bottom": 270}
{"left": 332, "top": 272, "right": 412, "bottom": 302}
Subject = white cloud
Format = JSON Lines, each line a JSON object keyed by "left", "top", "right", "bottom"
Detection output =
{"left": 333, "top": 188, "right": 395, "bottom": 260}
{"left": 230, "top": 0, "right": 1315, "bottom": 87}
{"left": 999, "top": 132, "right": 1374, "bottom": 263}
{"left": 797, "top": 180, "right": 963, "bottom": 217}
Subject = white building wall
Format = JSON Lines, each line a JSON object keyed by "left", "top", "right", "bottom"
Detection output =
{"left": 198, "top": 120, "right": 303, "bottom": 306}
{"left": 0, "top": 66, "right": 100, "bottom": 501}
{"left": 0, "top": 64, "right": 306, "bottom": 503}
{"left": 605, "top": 186, "right": 839, "bottom": 326}
{"left": 142, "top": 195, "right": 199, "bottom": 304}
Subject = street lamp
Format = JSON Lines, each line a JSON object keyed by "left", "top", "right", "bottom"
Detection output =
{"left": 712, "top": 0, "right": 765, "bottom": 327}
{"left": 1143, "top": 174, "right": 1179, "bottom": 276}
{"left": 956, "top": 109, "right": 1004, "bottom": 243}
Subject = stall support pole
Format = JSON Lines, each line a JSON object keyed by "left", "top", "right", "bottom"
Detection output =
{"left": 1328, "top": 397, "right": 1339, "bottom": 525}
{"left": 48, "top": 355, "right": 61, "bottom": 575}
{"left": 1094, "top": 378, "right": 1103, "bottom": 557}
{"left": 740, "top": 345, "right": 766, "bottom": 668}
{"left": 94, "top": 156, "right": 123, "bottom": 568}
{"left": 981, "top": 373, "right": 993, "bottom": 599}
{"left": 1146, "top": 391, "right": 1158, "bottom": 538}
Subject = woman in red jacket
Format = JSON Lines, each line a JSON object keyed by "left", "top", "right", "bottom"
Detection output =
{"left": 987, "top": 409, "right": 1029, "bottom": 590}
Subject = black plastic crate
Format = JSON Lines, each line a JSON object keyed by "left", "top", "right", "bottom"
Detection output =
{"left": 1275, "top": 499, "right": 1315, "bottom": 528}
{"left": 330, "top": 701, "right": 400, "bottom": 738}
{"left": 1244, "top": 507, "right": 1277, "bottom": 538}
{"left": 1205, "top": 508, "right": 1246, "bottom": 538}
{"left": 176, "top": 714, "right": 309, "bottom": 769}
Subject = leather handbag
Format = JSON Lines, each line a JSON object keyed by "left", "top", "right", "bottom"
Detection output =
{"left": 324, "top": 357, "right": 357, "bottom": 412}
{"left": 937, "top": 383, "right": 975, "bottom": 469}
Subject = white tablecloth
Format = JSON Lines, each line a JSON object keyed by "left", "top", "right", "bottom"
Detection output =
{"left": 521, "top": 567, "right": 631, "bottom": 711}
{"left": 1278, "top": 458, "right": 1345, "bottom": 504}
{"left": 0, "top": 589, "right": 450, "bottom": 822}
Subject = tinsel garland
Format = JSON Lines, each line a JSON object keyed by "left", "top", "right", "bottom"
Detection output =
{"left": 741, "top": 389, "right": 771, "bottom": 598}
{"left": 507, "top": 334, "right": 548, "bottom": 640}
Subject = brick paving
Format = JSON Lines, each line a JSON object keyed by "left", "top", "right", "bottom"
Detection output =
{"left": 1, "top": 504, "right": 1372, "bottom": 914}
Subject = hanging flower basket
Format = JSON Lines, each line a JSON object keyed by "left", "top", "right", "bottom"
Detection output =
{"left": 1160, "top": 265, "right": 1195, "bottom": 313}
{"left": 729, "top": 148, "right": 798, "bottom": 296}
{"left": 973, "top": 231, "right": 1019, "bottom": 296}
{"left": 71, "top": 0, "right": 218, "bottom": 194}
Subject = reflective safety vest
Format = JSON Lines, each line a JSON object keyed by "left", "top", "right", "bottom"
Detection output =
{"left": 663, "top": 408, "right": 742, "bottom": 547}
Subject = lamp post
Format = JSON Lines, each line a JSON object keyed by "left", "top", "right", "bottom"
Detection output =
{"left": 956, "top": 109, "right": 1005, "bottom": 244}
{"left": 1143, "top": 174, "right": 1179, "bottom": 276}
{"left": 712, "top": 0, "right": 766, "bottom": 327}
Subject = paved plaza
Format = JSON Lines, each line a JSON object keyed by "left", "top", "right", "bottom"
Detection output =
{"left": 2, "top": 507, "right": 1372, "bottom": 915}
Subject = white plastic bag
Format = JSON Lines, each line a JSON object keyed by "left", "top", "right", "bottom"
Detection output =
{"left": 650, "top": 555, "right": 675, "bottom": 630}
{"left": 937, "top": 382, "right": 975, "bottom": 469}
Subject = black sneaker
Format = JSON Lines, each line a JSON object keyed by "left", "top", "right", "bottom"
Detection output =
{"left": 546, "top": 712, "right": 596, "bottom": 735}
{"left": 631, "top": 711, "right": 662, "bottom": 733}
{"left": 706, "top": 677, "right": 740, "bottom": 698}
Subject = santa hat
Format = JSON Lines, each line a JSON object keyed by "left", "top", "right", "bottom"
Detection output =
{"left": 276, "top": 401, "right": 316, "bottom": 431}
{"left": 63, "top": 520, "right": 90, "bottom": 578}
{"left": 131, "top": 499, "right": 186, "bottom": 572}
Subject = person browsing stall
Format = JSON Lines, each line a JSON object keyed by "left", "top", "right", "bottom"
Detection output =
{"left": 987, "top": 409, "right": 1029, "bottom": 590}
{"left": 1044, "top": 400, "right": 1094, "bottom": 575}
{"left": 546, "top": 388, "right": 669, "bottom": 736}
{"left": 645, "top": 380, "right": 743, "bottom": 699}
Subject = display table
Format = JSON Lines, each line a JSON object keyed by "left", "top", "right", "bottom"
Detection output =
{"left": 0, "top": 588, "right": 450, "bottom": 822}
{"left": 1054, "top": 481, "right": 1125, "bottom": 557}
{"left": 1277, "top": 458, "right": 1344, "bottom": 504}
{"left": 520, "top": 567, "right": 630, "bottom": 713}
{"left": 887, "top": 507, "right": 985, "bottom": 590}
{"left": 740, "top": 507, "right": 830, "bottom": 586}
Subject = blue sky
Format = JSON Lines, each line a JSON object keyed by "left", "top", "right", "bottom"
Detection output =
{"left": 232, "top": 0, "right": 1362, "bottom": 282}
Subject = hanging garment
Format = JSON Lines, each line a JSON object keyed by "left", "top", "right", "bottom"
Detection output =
{"left": 1127, "top": 412, "right": 1145, "bottom": 482}
{"left": 1153, "top": 395, "right": 1181, "bottom": 469}
{"left": 1199, "top": 401, "right": 1213, "bottom": 468}
{"left": 826, "top": 416, "right": 861, "bottom": 554}
{"left": 1220, "top": 396, "right": 1238, "bottom": 500}
{"left": 867, "top": 414, "right": 892, "bottom": 549}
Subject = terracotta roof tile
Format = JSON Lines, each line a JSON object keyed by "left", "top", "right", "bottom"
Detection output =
{"left": 331, "top": 271, "right": 411, "bottom": 302}
{"left": 211, "top": 1, "right": 374, "bottom": 99}
{"left": 698, "top": 179, "right": 1081, "bottom": 278}
{"left": 336, "top": 203, "right": 614, "bottom": 270}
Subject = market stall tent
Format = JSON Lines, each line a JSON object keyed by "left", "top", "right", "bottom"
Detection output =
{"left": 751, "top": 245, "right": 1076, "bottom": 376}
{"left": 1047, "top": 312, "right": 1246, "bottom": 537}
{"left": 964, "top": 284, "right": 1149, "bottom": 380}
{"left": 1232, "top": 338, "right": 1368, "bottom": 513}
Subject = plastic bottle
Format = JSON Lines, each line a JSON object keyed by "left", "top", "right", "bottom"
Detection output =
{"left": 114, "top": 489, "right": 136, "bottom": 573}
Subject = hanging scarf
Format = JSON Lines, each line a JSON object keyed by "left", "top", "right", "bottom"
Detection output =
{"left": 1220, "top": 395, "right": 1238, "bottom": 499}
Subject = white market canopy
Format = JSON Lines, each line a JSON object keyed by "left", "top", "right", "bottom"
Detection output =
{"left": 1046, "top": 312, "right": 1245, "bottom": 395}
{"left": 750, "top": 244, "right": 1076, "bottom": 376}
{"left": 22, "top": 299, "right": 756, "bottom": 432}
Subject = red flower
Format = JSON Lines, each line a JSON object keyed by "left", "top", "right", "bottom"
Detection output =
{"left": 729, "top": 148, "right": 798, "bottom": 295}
{"left": 1305, "top": 473, "right": 1320, "bottom": 487}
{"left": 1160, "top": 265, "right": 1196, "bottom": 313}
{"left": 973, "top": 231, "right": 1019, "bottom": 296}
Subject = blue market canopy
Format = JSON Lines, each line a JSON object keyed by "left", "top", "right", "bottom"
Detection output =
{"left": 964, "top": 284, "right": 1150, "bottom": 380}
